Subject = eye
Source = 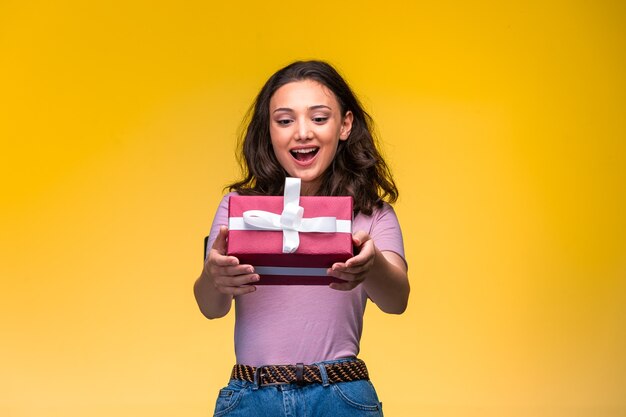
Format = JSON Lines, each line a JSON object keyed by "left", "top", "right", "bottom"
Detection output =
{"left": 276, "top": 118, "right": 293, "bottom": 126}
{"left": 312, "top": 116, "right": 328, "bottom": 123}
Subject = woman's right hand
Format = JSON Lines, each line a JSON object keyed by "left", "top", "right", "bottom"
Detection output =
{"left": 203, "top": 226, "right": 259, "bottom": 295}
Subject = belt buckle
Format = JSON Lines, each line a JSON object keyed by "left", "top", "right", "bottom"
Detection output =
{"left": 255, "top": 365, "right": 290, "bottom": 387}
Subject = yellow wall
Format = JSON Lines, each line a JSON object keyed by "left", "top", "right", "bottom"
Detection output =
{"left": 1, "top": 1, "right": 624, "bottom": 416}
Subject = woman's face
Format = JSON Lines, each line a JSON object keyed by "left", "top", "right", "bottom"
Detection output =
{"left": 269, "top": 79, "right": 353, "bottom": 196}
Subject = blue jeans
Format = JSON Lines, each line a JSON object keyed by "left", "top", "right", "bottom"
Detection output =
{"left": 212, "top": 358, "right": 384, "bottom": 417}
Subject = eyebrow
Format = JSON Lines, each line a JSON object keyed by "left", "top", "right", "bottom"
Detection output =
{"left": 272, "top": 105, "right": 332, "bottom": 114}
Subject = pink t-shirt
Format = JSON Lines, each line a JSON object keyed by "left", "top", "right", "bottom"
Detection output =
{"left": 206, "top": 193, "right": 406, "bottom": 366}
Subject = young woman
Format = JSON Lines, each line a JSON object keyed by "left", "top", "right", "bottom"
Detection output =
{"left": 194, "top": 60, "right": 409, "bottom": 416}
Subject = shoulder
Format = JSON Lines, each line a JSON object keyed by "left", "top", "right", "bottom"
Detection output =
{"left": 354, "top": 202, "right": 400, "bottom": 229}
{"left": 371, "top": 202, "right": 402, "bottom": 233}
{"left": 372, "top": 201, "right": 398, "bottom": 220}
{"left": 216, "top": 191, "right": 239, "bottom": 210}
{"left": 222, "top": 191, "right": 240, "bottom": 200}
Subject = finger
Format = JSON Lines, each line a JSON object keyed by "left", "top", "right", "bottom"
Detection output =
{"left": 352, "top": 230, "right": 371, "bottom": 248}
{"left": 344, "top": 241, "right": 375, "bottom": 268}
{"left": 212, "top": 252, "right": 240, "bottom": 267}
{"left": 330, "top": 262, "right": 347, "bottom": 271}
{"left": 329, "top": 280, "right": 360, "bottom": 291}
{"left": 216, "top": 273, "right": 260, "bottom": 287}
{"left": 334, "top": 263, "right": 370, "bottom": 275}
{"left": 211, "top": 226, "right": 230, "bottom": 254}
{"left": 331, "top": 246, "right": 373, "bottom": 272}
{"left": 218, "top": 284, "right": 257, "bottom": 296}
{"left": 330, "top": 261, "right": 366, "bottom": 276}
{"left": 218, "top": 265, "right": 257, "bottom": 278}
{"left": 327, "top": 268, "right": 362, "bottom": 282}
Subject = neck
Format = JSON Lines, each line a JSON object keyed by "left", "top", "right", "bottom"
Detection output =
{"left": 300, "top": 180, "right": 320, "bottom": 196}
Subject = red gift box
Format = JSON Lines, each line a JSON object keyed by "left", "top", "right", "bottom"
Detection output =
{"left": 227, "top": 182, "right": 353, "bottom": 285}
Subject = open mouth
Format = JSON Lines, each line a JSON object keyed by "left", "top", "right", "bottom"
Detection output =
{"left": 290, "top": 147, "right": 319, "bottom": 162}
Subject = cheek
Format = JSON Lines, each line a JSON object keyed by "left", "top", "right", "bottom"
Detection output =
{"left": 269, "top": 139, "right": 290, "bottom": 165}
{"left": 319, "top": 125, "right": 342, "bottom": 142}
{"left": 269, "top": 127, "right": 290, "bottom": 147}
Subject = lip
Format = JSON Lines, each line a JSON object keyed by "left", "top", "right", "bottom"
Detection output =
{"left": 289, "top": 146, "right": 319, "bottom": 167}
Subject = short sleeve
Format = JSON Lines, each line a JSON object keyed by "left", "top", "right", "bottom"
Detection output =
{"left": 369, "top": 203, "right": 407, "bottom": 267}
{"left": 205, "top": 193, "right": 235, "bottom": 260}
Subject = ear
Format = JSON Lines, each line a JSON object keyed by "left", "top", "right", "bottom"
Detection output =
{"left": 339, "top": 111, "right": 353, "bottom": 141}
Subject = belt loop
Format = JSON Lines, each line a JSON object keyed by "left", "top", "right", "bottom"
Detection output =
{"left": 252, "top": 366, "right": 263, "bottom": 391}
{"left": 316, "top": 362, "right": 330, "bottom": 387}
{"left": 295, "top": 363, "right": 305, "bottom": 386}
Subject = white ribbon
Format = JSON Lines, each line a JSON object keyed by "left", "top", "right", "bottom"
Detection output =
{"left": 253, "top": 266, "right": 328, "bottom": 276}
{"left": 228, "top": 177, "right": 351, "bottom": 253}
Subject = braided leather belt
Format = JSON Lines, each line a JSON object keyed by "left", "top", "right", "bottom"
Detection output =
{"left": 231, "top": 358, "right": 369, "bottom": 386}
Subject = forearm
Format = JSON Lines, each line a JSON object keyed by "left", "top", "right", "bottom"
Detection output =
{"left": 193, "top": 269, "right": 233, "bottom": 319}
{"left": 362, "top": 249, "right": 409, "bottom": 314}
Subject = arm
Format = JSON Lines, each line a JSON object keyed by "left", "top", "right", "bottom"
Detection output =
{"left": 194, "top": 271, "right": 232, "bottom": 319}
{"left": 328, "top": 231, "right": 409, "bottom": 314}
{"left": 194, "top": 226, "right": 259, "bottom": 319}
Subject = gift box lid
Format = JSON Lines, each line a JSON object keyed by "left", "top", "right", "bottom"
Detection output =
{"left": 227, "top": 194, "right": 353, "bottom": 269}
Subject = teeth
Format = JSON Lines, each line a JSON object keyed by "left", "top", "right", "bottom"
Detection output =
{"left": 292, "top": 148, "right": 317, "bottom": 154}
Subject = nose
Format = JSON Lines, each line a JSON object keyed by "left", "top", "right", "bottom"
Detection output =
{"left": 295, "top": 120, "right": 312, "bottom": 141}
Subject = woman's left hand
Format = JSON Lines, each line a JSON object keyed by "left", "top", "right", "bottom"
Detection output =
{"left": 327, "top": 231, "right": 376, "bottom": 291}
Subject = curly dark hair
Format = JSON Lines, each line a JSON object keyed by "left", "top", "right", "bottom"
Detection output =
{"left": 227, "top": 60, "right": 398, "bottom": 215}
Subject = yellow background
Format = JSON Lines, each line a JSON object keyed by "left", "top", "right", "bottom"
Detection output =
{"left": 1, "top": 1, "right": 625, "bottom": 416}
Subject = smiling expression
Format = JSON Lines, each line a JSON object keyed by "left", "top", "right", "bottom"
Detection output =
{"left": 269, "top": 79, "right": 353, "bottom": 195}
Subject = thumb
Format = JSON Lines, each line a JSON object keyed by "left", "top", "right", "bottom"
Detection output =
{"left": 352, "top": 230, "right": 370, "bottom": 248}
{"left": 211, "top": 226, "right": 229, "bottom": 255}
